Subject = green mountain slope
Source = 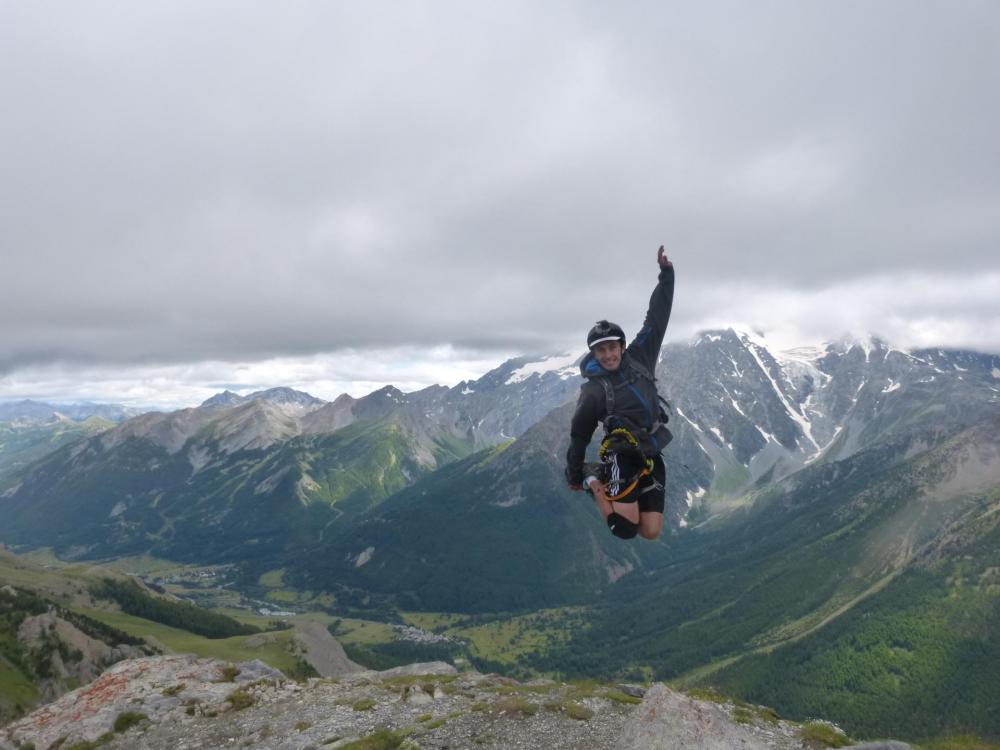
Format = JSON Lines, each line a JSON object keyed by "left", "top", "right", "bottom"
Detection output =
{"left": 290, "top": 403, "right": 672, "bottom": 612}
{"left": 0, "top": 417, "right": 113, "bottom": 482}
{"left": 0, "top": 413, "right": 477, "bottom": 572}
{"left": 533, "top": 416, "right": 1000, "bottom": 741}
{"left": 707, "top": 427, "right": 1000, "bottom": 741}
{"left": 0, "top": 550, "right": 155, "bottom": 723}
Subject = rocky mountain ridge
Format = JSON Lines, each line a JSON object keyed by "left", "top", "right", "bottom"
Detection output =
{"left": 660, "top": 328, "right": 1000, "bottom": 507}
{"left": 0, "top": 654, "right": 910, "bottom": 750}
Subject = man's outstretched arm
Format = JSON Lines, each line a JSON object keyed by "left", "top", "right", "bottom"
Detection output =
{"left": 627, "top": 246, "right": 675, "bottom": 370}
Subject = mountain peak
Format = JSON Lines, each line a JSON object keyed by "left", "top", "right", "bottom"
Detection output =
{"left": 200, "top": 390, "right": 244, "bottom": 407}
{"left": 200, "top": 388, "right": 324, "bottom": 409}
{"left": 244, "top": 387, "right": 324, "bottom": 407}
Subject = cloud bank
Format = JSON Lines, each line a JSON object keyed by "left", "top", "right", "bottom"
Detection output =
{"left": 2, "top": 1, "right": 998, "bottom": 404}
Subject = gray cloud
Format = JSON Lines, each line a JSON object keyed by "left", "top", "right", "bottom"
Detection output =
{"left": 2, "top": 0, "right": 999, "bottom": 388}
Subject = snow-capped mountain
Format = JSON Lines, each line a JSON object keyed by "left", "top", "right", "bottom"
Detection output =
{"left": 657, "top": 328, "right": 1000, "bottom": 514}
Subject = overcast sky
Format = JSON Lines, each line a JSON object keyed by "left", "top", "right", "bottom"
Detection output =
{"left": 2, "top": 1, "right": 999, "bottom": 408}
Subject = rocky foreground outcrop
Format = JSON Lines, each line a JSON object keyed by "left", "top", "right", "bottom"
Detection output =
{"left": 1, "top": 655, "right": 910, "bottom": 750}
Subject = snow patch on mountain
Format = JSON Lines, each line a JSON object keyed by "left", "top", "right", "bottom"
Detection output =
{"left": 739, "top": 332, "right": 820, "bottom": 451}
{"left": 504, "top": 353, "right": 579, "bottom": 384}
{"left": 685, "top": 487, "right": 706, "bottom": 507}
{"left": 776, "top": 345, "right": 831, "bottom": 387}
{"left": 675, "top": 407, "right": 703, "bottom": 432}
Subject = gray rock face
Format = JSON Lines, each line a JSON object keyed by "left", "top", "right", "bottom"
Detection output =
{"left": 2, "top": 660, "right": 915, "bottom": 750}
{"left": 0, "top": 655, "right": 286, "bottom": 750}
{"left": 617, "top": 684, "right": 807, "bottom": 750}
{"left": 0, "top": 657, "right": 629, "bottom": 750}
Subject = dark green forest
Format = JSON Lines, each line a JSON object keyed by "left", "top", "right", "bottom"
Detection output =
{"left": 90, "top": 578, "right": 259, "bottom": 639}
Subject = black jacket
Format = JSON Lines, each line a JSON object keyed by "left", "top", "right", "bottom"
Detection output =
{"left": 565, "top": 264, "right": 674, "bottom": 485}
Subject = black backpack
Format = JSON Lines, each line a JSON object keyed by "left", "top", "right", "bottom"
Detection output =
{"left": 596, "top": 358, "right": 673, "bottom": 456}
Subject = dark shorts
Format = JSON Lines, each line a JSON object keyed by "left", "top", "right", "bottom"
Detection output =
{"left": 637, "top": 455, "right": 666, "bottom": 514}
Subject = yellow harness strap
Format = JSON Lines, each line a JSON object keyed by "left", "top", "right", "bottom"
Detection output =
{"left": 606, "top": 466, "right": 651, "bottom": 501}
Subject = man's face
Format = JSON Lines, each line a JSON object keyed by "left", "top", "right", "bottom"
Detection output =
{"left": 593, "top": 341, "right": 623, "bottom": 371}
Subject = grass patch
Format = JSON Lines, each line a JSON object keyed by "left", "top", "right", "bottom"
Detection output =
{"left": 112, "top": 711, "right": 147, "bottom": 732}
{"left": 216, "top": 665, "right": 240, "bottom": 682}
{"left": 687, "top": 686, "right": 727, "bottom": 704}
{"left": 258, "top": 569, "right": 286, "bottom": 588}
{"left": 352, "top": 698, "right": 376, "bottom": 711}
{"left": 328, "top": 618, "right": 397, "bottom": 647}
{"left": 70, "top": 605, "right": 304, "bottom": 675}
{"left": 0, "top": 658, "right": 40, "bottom": 709}
{"left": 544, "top": 698, "right": 593, "bottom": 720}
{"left": 602, "top": 689, "right": 642, "bottom": 705}
{"left": 225, "top": 688, "right": 255, "bottom": 711}
{"left": 493, "top": 696, "right": 538, "bottom": 717}
{"left": 161, "top": 683, "right": 185, "bottom": 696}
{"left": 799, "top": 721, "right": 851, "bottom": 748}
{"left": 265, "top": 589, "right": 299, "bottom": 603}
{"left": 753, "top": 705, "right": 780, "bottom": 725}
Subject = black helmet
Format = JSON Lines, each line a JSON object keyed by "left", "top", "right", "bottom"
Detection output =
{"left": 587, "top": 320, "right": 625, "bottom": 349}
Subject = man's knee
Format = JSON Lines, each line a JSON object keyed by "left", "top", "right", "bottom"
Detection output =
{"left": 607, "top": 513, "right": 639, "bottom": 539}
{"left": 638, "top": 513, "right": 664, "bottom": 540}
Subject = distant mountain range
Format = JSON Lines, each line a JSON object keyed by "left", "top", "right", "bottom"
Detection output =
{"left": 3, "top": 331, "right": 996, "bottom": 592}
{"left": 0, "top": 352, "right": 583, "bottom": 567}
{"left": 0, "top": 400, "right": 144, "bottom": 423}
{"left": 1, "top": 331, "right": 999, "bottom": 740}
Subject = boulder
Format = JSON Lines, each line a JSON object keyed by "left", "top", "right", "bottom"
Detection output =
{"left": 615, "top": 683, "right": 772, "bottom": 750}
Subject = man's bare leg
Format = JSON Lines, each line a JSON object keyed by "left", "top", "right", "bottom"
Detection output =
{"left": 638, "top": 511, "right": 663, "bottom": 540}
{"left": 591, "top": 484, "right": 640, "bottom": 524}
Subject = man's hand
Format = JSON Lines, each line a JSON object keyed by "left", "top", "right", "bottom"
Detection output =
{"left": 657, "top": 245, "right": 672, "bottom": 269}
